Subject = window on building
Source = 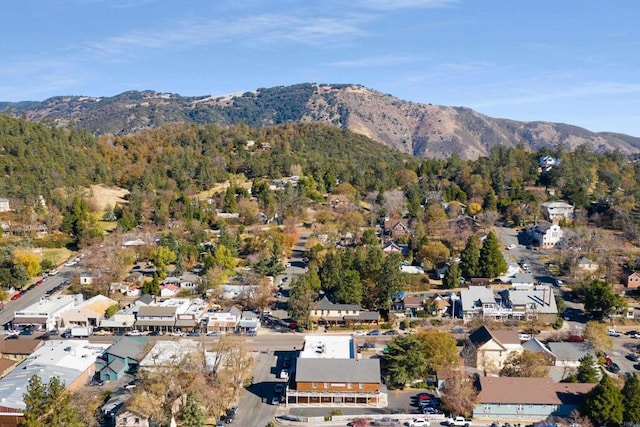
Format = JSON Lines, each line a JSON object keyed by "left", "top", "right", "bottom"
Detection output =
{"left": 358, "top": 383, "right": 364, "bottom": 389}
{"left": 324, "top": 382, "right": 328, "bottom": 389}
{"left": 312, "top": 382, "right": 317, "bottom": 388}
{"left": 517, "top": 404, "right": 524, "bottom": 412}
{"left": 347, "top": 383, "right": 352, "bottom": 389}
{"left": 484, "top": 404, "right": 490, "bottom": 412}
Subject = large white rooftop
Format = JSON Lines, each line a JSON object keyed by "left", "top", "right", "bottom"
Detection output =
{"left": 14, "top": 294, "right": 80, "bottom": 317}
{"left": 139, "top": 339, "right": 202, "bottom": 368}
{"left": 0, "top": 340, "right": 109, "bottom": 411}
{"left": 299, "top": 335, "right": 354, "bottom": 360}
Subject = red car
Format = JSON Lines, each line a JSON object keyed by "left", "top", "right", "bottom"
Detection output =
{"left": 11, "top": 292, "right": 23, "bottom": 301}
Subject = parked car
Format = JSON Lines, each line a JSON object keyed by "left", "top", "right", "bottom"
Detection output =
{"left": 383, "top": 330, "right": 398, "bottom": 336}
{"left": 506, "top": 244, "right": 517, "bottom": 250}
{"left": 367, "top": 329, "right": 380, "bottom": 336}
{"left": 11, "top": 292, "right": 23, "bottom": 300}
{"left": 409, "top": 419, "right": 430, "bottom": 427}
{"left": 271, "top": 395, "right": 280, "bottom": 405}
{"left": 126, "top": 330, "right": 143, "bottom": 336}
{"left": 608, "top": 363, "right": 621, "bottom": 374}
{"left": 207, "top": 331, "right": 222, "bottom": 337}
{"left": 48, "top": 269, "right": 58, "bottom": 276}
{"left": 20, "top": 329, "right": 33, "bottom": 335}
{"left": 187, "top": 331, "right": 201, "bottom": 336}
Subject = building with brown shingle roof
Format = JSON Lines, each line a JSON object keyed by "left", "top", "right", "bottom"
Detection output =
{"left": 462, "top": 326, "right": 522, "bottom": 373}
{"left": 474, "top": 376, "right": 594, "bottom": 421}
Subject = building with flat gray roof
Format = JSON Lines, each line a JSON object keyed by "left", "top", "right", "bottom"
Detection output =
{"left": 13, "top": 294, "right": 81, "bottom": 331}
{"left": 0, "top": 340, "right": 109, "bottom": 424}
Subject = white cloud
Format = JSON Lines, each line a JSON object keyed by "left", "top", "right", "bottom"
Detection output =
{"left": 353, "top": 0, "right": 459, "bottom": 10}
{"left": 81, "top": 12, "right": 372, "bottom": 58}
{"left": 327, "top": 55, "right": 419, "bottom": 68}
{"left": 473, "top": 81, "right": 640, "bottom": 108}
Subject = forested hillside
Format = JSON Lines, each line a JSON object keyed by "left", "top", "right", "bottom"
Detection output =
{"left": 3, "top": 83, "right": 639, "bottom": 160}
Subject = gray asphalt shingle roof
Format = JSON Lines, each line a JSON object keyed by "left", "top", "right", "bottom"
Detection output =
{"left": 296, "top": 358, "right": 380, "bottom": 383}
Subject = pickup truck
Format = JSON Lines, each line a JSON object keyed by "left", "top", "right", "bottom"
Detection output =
{"left": 447, "top": 416, "right": 470, "bottom": 427}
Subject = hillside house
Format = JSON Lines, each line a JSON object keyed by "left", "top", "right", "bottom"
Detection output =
{"left": 474, "top": 377, "right": 594, "bottom": 421}
{"left": 462, "top": 326, "right": 523, "bottom": 373}
{"left": 383, "top": 217, "right": 414, "bottom": 239}
{"left": 625, "top": 270, "right": 640, "bottom": 289}
{"left": 528, "top": 221, "right": 563, "bottom": 248}
{"left": 577, "top": 256, "right": 598, "bottom": 273}
{"left": 539, "top": 155, "right": 560, "bottom": 172}
{"left": 541, "top": 201, "right": 574, "bottom": 223}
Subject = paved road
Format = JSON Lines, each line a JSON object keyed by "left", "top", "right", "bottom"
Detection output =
{"left": 0, "top": 268, "right": 75, "bottom": 327}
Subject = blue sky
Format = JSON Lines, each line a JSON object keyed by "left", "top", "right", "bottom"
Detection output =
{"left": 2, "top": 0, "right": 640, "bottom": 136}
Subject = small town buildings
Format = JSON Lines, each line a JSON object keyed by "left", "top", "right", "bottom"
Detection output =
{"left": 308, "top": 296, "right": 379, "bottom": 326}
{"left": 288, "top": 335, "right": 383, "bottom": 408}
{"left": 0, "top": 340, "right": 109, "bottom": 426}
{"left": 134, "top": 306, "right": 177, "bottom": 332}
{"left": 100, "top": 305, "right": 137, "bottom": 333}
{"left": 541, "top": 201, "right": 574, "bottom": 223}
{"left": 13, "top": 294, "right": 81, "bottom": 331}
{"left": 139, "top": 339, "right": 204, "bottom": 372}
{"left": 508, "top": 272, "right": 536, "bottom": 290}
{"left": 96, "top": 337, "right": 150, "bottom": 382}
{"left": 0, "top": 339, "right": 43, "bottom": 362}
{"left": 425, "top": 295, "right": 451, "bottom": 317}
{"left": 521, "top": 337, "right": 556, "bottom": 365}
{"left": 473, "top": 377, "right": 594, "bottom": 421}
{"left": 59, "top": 294, "right": 118, "bottom": 329}
{"left": 462, "top": 326, "right": 523, "bottom": 373}
{"left": 528, "top": 221, "right": 563, "bottom": 248}
{"left": 205, "top": 307, "right": 242, "bottom": 334}
{"left": 238, "top": 311, "right": 260, "bottom": 334}
{"left": 546, "top": 342, "right": 596, "bottom": 368}
{"left": 459, "top": 284, "right": 558, "bottom": 323}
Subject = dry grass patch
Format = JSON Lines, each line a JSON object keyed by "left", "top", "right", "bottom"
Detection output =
{"left": 42, "top": 248, "right": 73, "bottom": 266}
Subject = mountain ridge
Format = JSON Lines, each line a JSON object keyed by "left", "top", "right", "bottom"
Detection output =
{"left": 2, "top": 83, "right": 639, "bottom": 160}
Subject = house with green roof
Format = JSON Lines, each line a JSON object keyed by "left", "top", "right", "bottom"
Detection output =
{"left": 96, "top": 337, "right": 150, "bottom": 382}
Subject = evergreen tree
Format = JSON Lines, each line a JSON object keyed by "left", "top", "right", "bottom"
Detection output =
{"left": 479, "top": 231, "right": 507, "bottom": 278}
{"left": 22, "top": 375, "right": 81, "bottom": 427}
{"left": 22, "top": 375, "right": 47, "bottom": 427}
{"left": 384, "top": 334, "right": 428, "bottom": 388}
{"left": 581, "top": 375, "right": 624, "bottom": 427}
{"left": 377, "top": 253, "right": 404, "bottom": 311}
{"left": 623, "top": 373, "right": 640, "bottom": 423}
{"left": 335, "top": 269, "right": 363, "bottom": 305}
{"left": 576, "top": 353, "right": 599, "bottom": 383}
{"left": 319, "top": 251, "right": 343, "bottom": 294}
{"left": 443, "top": 259, "right": 461, "bottom": 289}
{"left": 181, "top": 391, "right": 205, "bottom": 427}
{"left": 459, "top": 235, "right": 481, "bottom": 278}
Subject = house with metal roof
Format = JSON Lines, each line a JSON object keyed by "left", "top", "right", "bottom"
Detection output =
{"left": 96, "top": 337, "right": 150, "bottom": 382}
{"left": 474, "top": 377, "right": 594, "bottom": 421}
{"left": 287, "top": 335, "right": 383, "bottom": 408}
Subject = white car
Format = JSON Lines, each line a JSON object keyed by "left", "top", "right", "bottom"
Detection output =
{"left": 506, "top": 244, "right": 517, "bottom": 250}
{"left": 410, "top": 419, "right": 431, "bottom": 427}
{"left": 126, "top": 330, "right": 143, "bottom": 336}
{"left": 48, "top": 269, "right": 58, "bottom": 276}
{"left": 280, "top": 369, "right": 289, "bottom": 380}
{"left": 64, "top": 261, "right": 77, "bottom": 267}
